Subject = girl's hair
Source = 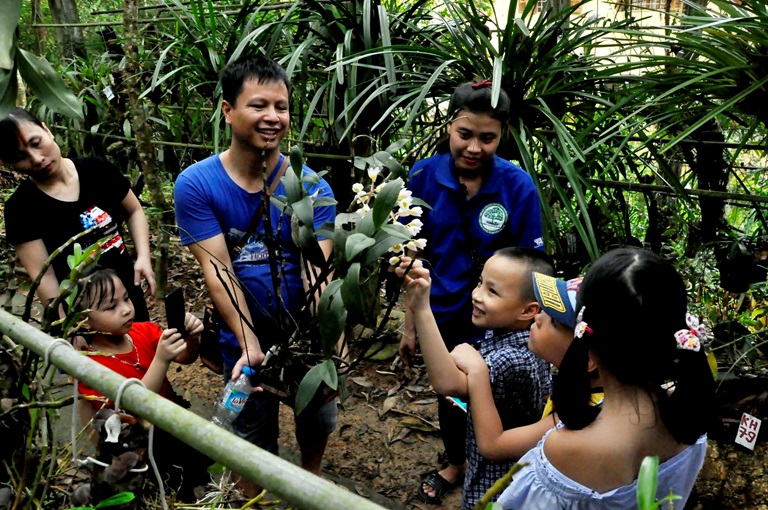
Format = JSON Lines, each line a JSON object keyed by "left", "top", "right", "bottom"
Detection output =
{"left": 0, "top": 108, "right": 44, "bottom": 163}
{"left": 552, "top": 247, "right": 715, "bottom": 444}
{"left": 77, "top": 267, "right": 121, "bottom": 312}
{"left": 449, "top": 81, "right": 511, "bottom": 124}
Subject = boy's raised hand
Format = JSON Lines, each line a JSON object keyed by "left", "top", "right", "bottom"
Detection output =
{"left": 183, "top": 312, "right": 204, "bottom": 339}
{"left": 395, "top": 257, "right": 431, "bottom": 313}
{"left": 450, "top": 343, "right": 489, "bottom": 378}
{"left": 157, "top": 329, "right": 187, "bottom": 363}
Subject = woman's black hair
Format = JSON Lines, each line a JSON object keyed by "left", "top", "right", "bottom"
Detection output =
{"left": 219, "top": 54, "right": 291, "bottom": 106}
{"left": 552, "top": 247, "right": 716, "bottom": 444}
{"left": 77, "top": 267, "right": 121, "bottom": 312}
{"left": 0, "top": 107, "right": 44, "bottom": 163}
{"left": 449, "top": 81, "right": 511, "bottom": 124}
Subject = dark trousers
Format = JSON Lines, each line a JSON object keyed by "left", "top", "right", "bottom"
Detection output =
{"left": 436, "top": 314, "right": 483, "bottom": 467}
{"left": 438, "top": 393, "right": 467, "bottom": 466}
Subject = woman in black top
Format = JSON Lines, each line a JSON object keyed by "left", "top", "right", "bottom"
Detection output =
{"left": 1, "top": 107, "right": 154, "bottom": 321}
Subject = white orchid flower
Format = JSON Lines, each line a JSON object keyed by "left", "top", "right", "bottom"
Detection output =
{"left": 406, "top": 219, "right": 423, "bottom": 236}
{"left": 367, "top": 165, "right": 382, "bottom": 181}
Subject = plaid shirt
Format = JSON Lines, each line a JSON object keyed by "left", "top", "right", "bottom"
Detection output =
{"left": 462, "top": 329, "right": 552, "bottom": 510}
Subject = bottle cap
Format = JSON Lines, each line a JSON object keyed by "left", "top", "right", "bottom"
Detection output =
{"left": 242, "top": 366, "right": 256, "bottom": 377}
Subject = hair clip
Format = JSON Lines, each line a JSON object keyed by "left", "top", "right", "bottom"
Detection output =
{"left": 674, "top": 313, "right": 708, "bottom": 352}
{"left": 574, "top": 321, "right": 592, "bottom": 339}
{"left": 574, "top": 306, "right": 592, "bottom": 338}
{"left": 471, "top": 79, "right": 492, "bottom": 89}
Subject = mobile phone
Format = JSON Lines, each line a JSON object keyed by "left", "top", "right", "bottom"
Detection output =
{"left": 448, "top": 396, "right": 468, "bottom": 413}
{"left": 164, "top": 288, "right": 187, "bottom": 336}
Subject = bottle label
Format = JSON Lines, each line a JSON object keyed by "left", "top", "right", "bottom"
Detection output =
{"left": 223, "top": 387, "right": 249, "bottom": 413}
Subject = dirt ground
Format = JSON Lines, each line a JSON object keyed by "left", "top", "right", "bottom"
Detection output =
{"left": 3, "top": 234, "right": 767, "bottom": 508}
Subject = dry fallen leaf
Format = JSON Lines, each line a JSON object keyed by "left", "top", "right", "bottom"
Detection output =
{"left": 399, "top": 417, "right": 438, "bottom": 433}
{"left": 351, "top": 377, "right": 373, "bottom": 388}
{"left": 380, "top": 395, "right": 400, "bottom": 416}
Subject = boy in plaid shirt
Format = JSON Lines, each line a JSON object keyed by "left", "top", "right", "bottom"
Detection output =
{"left": 397, "top": 247, "right": 553, "bottom": 509}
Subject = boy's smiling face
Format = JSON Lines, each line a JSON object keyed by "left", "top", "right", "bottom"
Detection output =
{"left": 471, "top": 254, "right": 531, "bottom": 330}
{"left": 529, "top": 310, "right": 573, "bottom": 367}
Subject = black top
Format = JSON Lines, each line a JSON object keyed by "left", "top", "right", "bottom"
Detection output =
{"left": 5, "top": 157, "right": 149, "bottom": 320}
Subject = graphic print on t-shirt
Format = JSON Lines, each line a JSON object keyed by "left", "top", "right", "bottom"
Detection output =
{"left": 233, "top": 232, "right": 270, "bottom": 265}
{"left": 80, "top": 205, "right": 125, "bottom": 254}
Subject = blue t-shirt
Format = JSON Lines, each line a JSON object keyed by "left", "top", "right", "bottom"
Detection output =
{"left": 407, "top": 153, "right": 544, "bottom": 337}
{"left": 174, "top": 154, "right": 336, "bottom": 364}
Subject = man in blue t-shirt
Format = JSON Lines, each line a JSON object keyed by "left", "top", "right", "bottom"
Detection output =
{"left": 174, "top": 55, "right": 337, "bottom": 495}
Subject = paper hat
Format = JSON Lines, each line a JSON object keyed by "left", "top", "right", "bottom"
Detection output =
{"left": 532, "top": 273, "right": 582, "bottom": 329}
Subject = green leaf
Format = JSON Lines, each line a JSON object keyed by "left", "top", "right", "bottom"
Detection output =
{"left": 298, "top": 223, "right": 327, "bottom": 268}
{"left": 207, "top": 463, "right": 227, "bottom": 475}
{"left": 290, "top": 145, "right": 305, "bottom": 178}
{"left": 637, "top": 456, "right": 659, "bottom": 510}
{"left": 122, "top": 118, "right": 131, "bottom": 139}
{"left": 344, "top": 233, "right": 376, "bottom": 261}
{"left": 16, "top": 49, "right": 83, "bottom": 120}
{"left": 362, "top": 224, "right": 411, "bottom": 266}
{"left": 0, "top": 0, "right": 20, "bottom": 70}
{"left": 385, "top": 139, "right": 409, "bottom": 154}
{"left": 340, "top": 262, "right": 364, "bottom": 321}
{"left": 95, "top": 491, "right": 136, "bottom": 508}
{"left": 318, "top": 279, "right": 347, "bottom": 360}
{"left": 491, "top": 57, "right": 502, "bottom": 108}
{"left": 0, "top": 67, "right": 19, "bottom": 117}
{"left": 295, "top": 360, "right": 337, "bottom": 416}
{"left": 292, "top": 195, "right": 315, "bottom": 232}
{"left": 371, "top": 178, "right": 403, "bottom": 230}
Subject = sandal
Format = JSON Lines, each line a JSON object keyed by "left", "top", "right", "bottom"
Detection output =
{"left": 417, "top": 469, "right": 462, "bottom": 504}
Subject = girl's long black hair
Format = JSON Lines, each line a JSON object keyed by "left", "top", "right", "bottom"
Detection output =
{"left": 552, "top": 247, "right": 716, "bottom": 444}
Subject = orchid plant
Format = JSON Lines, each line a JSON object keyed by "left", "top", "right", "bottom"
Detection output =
{"left": 263, "top": 142, "right": 426, "bottom": 415}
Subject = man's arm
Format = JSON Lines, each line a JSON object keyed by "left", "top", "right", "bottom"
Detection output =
{"left": 398, "top": 259, "right": 468, "bottom": 397}
{"left": 187, "top": 235, "right": 264, "bottom": 379}
{"left": 15, "top": 240, "right": 61, "bottom": 306}
{"left": 121, "top": 190, "right": 157, "bottom": 296}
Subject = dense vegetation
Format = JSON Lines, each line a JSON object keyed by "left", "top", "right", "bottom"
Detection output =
{"left": 2, "top": 0, "right": 768, "bottom": 507}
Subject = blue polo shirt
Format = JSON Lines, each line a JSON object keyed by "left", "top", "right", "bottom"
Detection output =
{"left": 407, "top": 153, "right": 543, "bottom": 339}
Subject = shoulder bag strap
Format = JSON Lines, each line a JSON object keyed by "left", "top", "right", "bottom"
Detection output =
{"left": 236, "top": 156, "right": 291, "bottom": 250}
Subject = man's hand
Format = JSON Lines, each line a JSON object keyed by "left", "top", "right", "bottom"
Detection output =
{"left": 157, "top": 329, "right": 187, "bottom": 363}
{"left": 231, "top": 341, "right": 266, "bottom": 381}
{"left": 133, "top": 256, "right": 157, "bottom": 298}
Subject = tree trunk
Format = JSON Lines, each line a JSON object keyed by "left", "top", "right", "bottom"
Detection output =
{"left": 123, "top": 0, "right": 170, "bottom": 298}
{"left": 47, "top": 0, "right": 84, "bottom": 59}
{"left": 31, "top": 0, "right": 45, "bottom": 55}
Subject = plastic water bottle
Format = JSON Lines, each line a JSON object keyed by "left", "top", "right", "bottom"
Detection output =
{"left": 210, "top": 366, "right": 256, "bottom": 430}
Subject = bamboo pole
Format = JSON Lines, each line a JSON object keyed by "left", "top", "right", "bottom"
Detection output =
{"left": 0, "top": 309, "right": 385, "bottom": 510}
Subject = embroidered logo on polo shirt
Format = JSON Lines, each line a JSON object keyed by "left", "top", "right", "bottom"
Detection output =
{"left": 478, "top": 203, "right": 507, "bottom": 234}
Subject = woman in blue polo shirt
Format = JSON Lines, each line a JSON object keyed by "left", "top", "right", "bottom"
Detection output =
{"left": 398, "top": 80, "right": 544, "bottom": 504}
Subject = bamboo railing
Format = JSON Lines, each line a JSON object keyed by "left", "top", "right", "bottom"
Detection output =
{"left": 0, "top": 308, "right": 385, "bottom": 510}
